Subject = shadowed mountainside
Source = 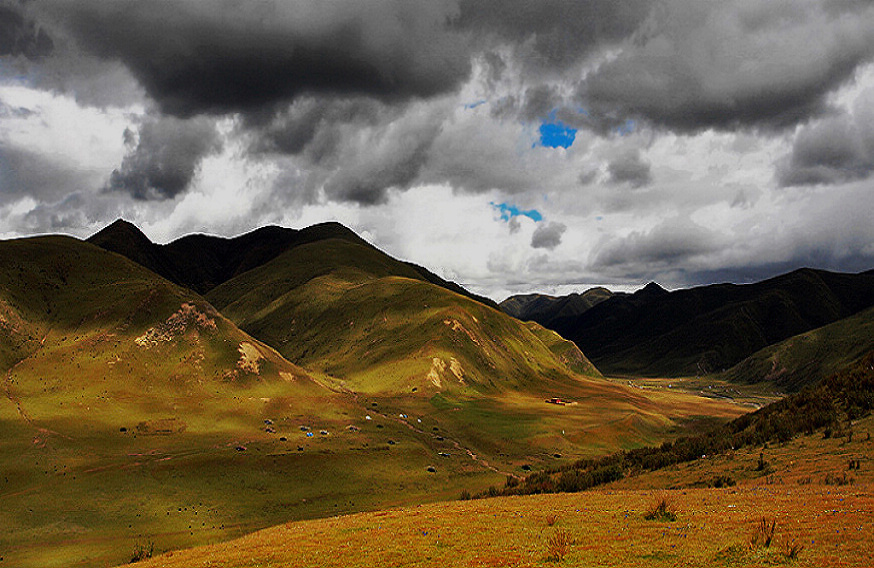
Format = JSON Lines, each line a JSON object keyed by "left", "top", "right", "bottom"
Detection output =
{"left": 718, "top": 305, "right": 874, "bottom": 392}
{"left": 500, "top": 287, "right": 615, "bottom": 327}
{"left": 548, "top": 269, "right": 874, "bottom": 378}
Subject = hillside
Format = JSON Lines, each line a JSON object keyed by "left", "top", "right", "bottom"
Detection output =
{"left": 719, "top": 305, "right": 874, "bottom": 392}
{"left": 550, "top": 268, "right": 874, "bottom": 377}
{"left": 110, "top": 351, "right": 874, "bottom": 568}
{"left": 87, "top": 219, "right": 498, "bottom": 308}
{"left": 120, "top": 413, "right": 874, "bottom": 568}
{"left": 206, "top": 236, "right": 602, "bottom": 395}
{"left": 500, "top": 287, "right": 615, "bottom": 327}
{"left": 487, "top": 349, "right": 874, "bottom": 499}
{"left": 0, "top": 236, "right": 368, "bottom": 566}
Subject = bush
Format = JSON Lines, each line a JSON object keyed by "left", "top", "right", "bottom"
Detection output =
{"left": 644, "top": 496, "right": 677, "bottom": 522}
{"left": 545, "top": 529, "right": 573, "bottom": 562}
{"left": 130, "top": 541, "right": 153, "bottom": 563}
{"left": 749, "top": 517, "right": 776, "bottom": 549}
{"left": 710, "top": 475, "right": 736, "bottom": 488}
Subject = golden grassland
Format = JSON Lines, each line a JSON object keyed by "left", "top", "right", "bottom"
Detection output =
{"left": 118, "top": 416, "right": 874, "bottom": 567}
{"left": 124, "top": 486, "right": 873, "bottom": 568}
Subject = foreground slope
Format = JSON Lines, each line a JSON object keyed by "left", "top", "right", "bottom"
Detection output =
{"left": 122, "top": 414, "right": 874, "bottom": 568}
{"left": 550, "top": 268, "right": 874, "bottom": 377}
{"left": 123, "top": 353, "right": 874, "bottom": 568}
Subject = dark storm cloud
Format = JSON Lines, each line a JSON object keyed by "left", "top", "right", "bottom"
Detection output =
{"left": 454, "top": 0, "right": 652, "bottom": 72}
{"left": 320, "top": 107, "right": 444, "bottom": 205}
{"left": 580, "top": 0, "right": 874, "bottom": 132}
{"left": 106, "top": 116, "right": 221, "bottom": 200}
{"left": 248, "top": 97, "right": 388, "bottom": 158}
{"left": 607, "top": 150, "right": 652, "bottom": 188}
{"left": 531, "top": 221, "right": 566, "bottom": 250}
{"left": 778, "top": 90, "right": 874, "bottom": 186}
{"left": 256, "top": 97, "right": 447, "bottom": 206}
{"left": 0, "top": 1, "right": 52, "bottom": 58}
{"left": 37, "top": 0, "right": 469, "bottom": 117}
{"left": 593, "top": 218, "right": 720, "bottom": 270}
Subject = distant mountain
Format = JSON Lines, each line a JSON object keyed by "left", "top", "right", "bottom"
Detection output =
{"left": 500, "top": 287, "right": 615, "bottom": 327}
{"left": 88, "top": 219, "right": 498, "bottom": 309}
{"left": 549, "top": 268, "right": 874, "bottom": 377}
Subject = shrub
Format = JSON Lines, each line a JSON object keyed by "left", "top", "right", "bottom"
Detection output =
{"left": 545, "top": 529, "right": 573, "bottom": 562}
{"left": 644, "top": 496, "right": 677, "bottom": 522}
{"left": 782, "top": 539, "right": 804, "bottom": 560}
{"left": 130, "top": 541, "right": 153, "bottom": 563}
{"left": 459, "top": 489, "right": 471, "bottom": 500}
{"left": 824, "top": 472, "right": 852, "bottom": 485}
{"left": 749, "top": 517, "right": 776, "bottom": 549}
{"left": 545, "top": 513, "right": 558, "bottom": 527}
{"left": 710, "top": 474, "right": 736, "bottom": 488}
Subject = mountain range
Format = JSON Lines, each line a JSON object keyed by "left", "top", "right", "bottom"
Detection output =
{"left": 503, "top": 269, "right": 874, "bottom": 383}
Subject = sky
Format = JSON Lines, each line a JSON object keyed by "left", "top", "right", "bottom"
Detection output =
{"left": 2, "top": 0, "right": 874, "bottom": 301}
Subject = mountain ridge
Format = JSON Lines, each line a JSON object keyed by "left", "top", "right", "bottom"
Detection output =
{"left": 548, "top": 267, "right": 874, "bottom": 377}
{"left": 88, "top": 219, "right": 498, "bottom": 309}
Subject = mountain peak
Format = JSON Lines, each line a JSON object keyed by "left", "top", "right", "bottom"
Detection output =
{"left": 87, "top": 218, "right": 153, "bottom": 247}
{"left": 638, "top": 281, "right": 668, "bottom": 296}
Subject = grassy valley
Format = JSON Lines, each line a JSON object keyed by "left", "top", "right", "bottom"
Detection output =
{"left": 117, "top": 352, "right": 874, "bottom": 568}
{"left": 1, "top": 227, "right": 753, "bottom": 568}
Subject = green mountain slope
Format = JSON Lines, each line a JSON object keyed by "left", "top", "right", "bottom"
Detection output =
{"left": 551, "top": 269, "right": 874, "bottom": 377}
{"left": 719, "top": 305, "right": 874, "bottom": 392}
{"left": 206, "top": 236, "right": 601, "bottom": 395}
{"left": 0, "top": 236, "right": 322, "bottom": 401}
{"left": 0, "top": 236, "right": 369, "bottom": 568}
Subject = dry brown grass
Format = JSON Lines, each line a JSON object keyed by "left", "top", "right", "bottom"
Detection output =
{"left": 545, "top": 529, "right": 573, "bottom": 562}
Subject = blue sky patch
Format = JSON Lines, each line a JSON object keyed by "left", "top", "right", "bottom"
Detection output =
{"left": 538, "top": 121, "right": 577, "bottom": 148}
{"left": 492, "top": 202, "right": 543, "bottom": 222}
